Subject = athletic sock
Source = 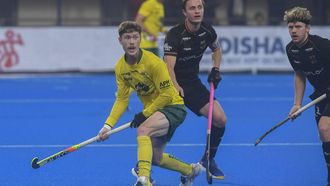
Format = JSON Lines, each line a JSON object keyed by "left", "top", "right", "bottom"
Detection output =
{"left": 158, "top": 153, "right": 192, "bottom": 176}
{"left": 322, "top": 141, "right": 330, "bottom": 183}
{"left": 137, "top": 136, "right": 152, "bottom": 178}
{"left": 204, "top": 126, "right": 225, "bottom": 159}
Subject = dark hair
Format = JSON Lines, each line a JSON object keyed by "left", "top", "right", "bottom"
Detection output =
{"left": 283, "top": 7, "right": 312, "bottom": 25}
{"left": 182, "top": 0, "right": 205, "bottom": 10}
{"left": 118, "top": 21, "right": 142, "bottom": 37}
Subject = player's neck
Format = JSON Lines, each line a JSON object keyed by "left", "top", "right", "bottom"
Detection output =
{"left": 185, "top": 19, "right": 201, "bottom": 33}
{"left": 125, "top": 49, "right": 142, "bottom": 65}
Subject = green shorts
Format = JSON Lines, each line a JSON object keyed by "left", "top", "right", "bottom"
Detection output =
{"left": 159, "top": 104, "right": 187, "bottom": 141}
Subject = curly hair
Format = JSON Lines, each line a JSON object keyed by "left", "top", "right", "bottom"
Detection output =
{"left": 283, "top": 7, "right": 312, "bottom": 25}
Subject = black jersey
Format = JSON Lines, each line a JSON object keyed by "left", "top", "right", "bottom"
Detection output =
{"left": 286, "top": 34, "right": 330, "bottom": 92}
{"left": 164, "top": 21, "right": 219, "bottom": 85}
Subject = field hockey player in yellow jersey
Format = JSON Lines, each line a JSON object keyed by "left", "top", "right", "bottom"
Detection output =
{"left": 98, "top": 21, "right": 201, "bottom": 186}
{"left": 135, "top": 0, "right": 166, "bottom": 56}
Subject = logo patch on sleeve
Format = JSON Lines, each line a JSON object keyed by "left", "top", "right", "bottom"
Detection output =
{"left": 160, "top": 80, "right": 170, "bottom": 89}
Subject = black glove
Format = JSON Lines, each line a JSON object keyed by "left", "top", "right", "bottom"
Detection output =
{"left": 130, "top": 112, "right": 147, "bottom": 128}
{"left": 207, "top": 67, "right": 222, "bottom": 89}
{"left": 327, "top": 87, "right": 330, "bottom": 98}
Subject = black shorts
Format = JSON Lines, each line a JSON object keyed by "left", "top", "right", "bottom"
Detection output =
{"left": 310, "top": 91, "right": 330, "bottom": 123}
{"left": 180, "top": 79, "right": 215, "bottom": 116}
{"left": 314, "top": 98, "right": 330, "bottom": 124}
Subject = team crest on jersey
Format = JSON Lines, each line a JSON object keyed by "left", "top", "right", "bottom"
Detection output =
{"left": 200, "top": 40, "right": 207, "bottom": 49}
{"left": 135, "top": 82, "right": 149, "bottom": 92}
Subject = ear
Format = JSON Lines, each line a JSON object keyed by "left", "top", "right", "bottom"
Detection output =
{"left": 118, "top": 36, "right": 122, "bottom": 44}
{"left": 182, "top": 9, "right": 186, "bottom": 17}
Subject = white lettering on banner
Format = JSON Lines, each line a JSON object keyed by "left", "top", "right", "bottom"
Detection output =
{"left": 219, "top": 37, "right": 285, "bottom": 55}
{"left": 0, "top": 30, "right": 24, "bottom": 71}
{"left": 0, "top": 26, "right": 329, "bottom": 73}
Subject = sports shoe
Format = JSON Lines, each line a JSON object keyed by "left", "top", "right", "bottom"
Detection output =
{"left": 199, "top": 157, "right": 225, "bottom": 179}
{"left": 179, "top": 163, "right": 202, "bottom": 186}
{"left": 131, "top": 167, "right": 155, "bottom": 184}
{"left": 134, "top": 176, "right": 152, "bottom": 186}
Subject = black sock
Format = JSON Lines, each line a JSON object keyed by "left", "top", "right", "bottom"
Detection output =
{"left": 322, "top": 141, "right": 330, "bottom": 183}
{"left": 204, "top": 126, "right": 225, "bottom": 159}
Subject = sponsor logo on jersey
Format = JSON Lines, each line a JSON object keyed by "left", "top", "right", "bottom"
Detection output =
{"left": 198, "top": 32, "right": 206, "bottom": 37}
{"left": 164, "top": 43, "right": 172, "bottom": 51}
{"left": 182, "top": 37, "right": 191, "bottom": 41}
{"left": 305, "top": 47, "right": 313, "bottom": 52}
{"left": 303, "top": 67, "right": 324, "bottom": 76}
{"left": 160, "top": 80, "right": 170, "bottom": 89}
{"left": 291, "top": 49, "right": 299, "bottom": 53}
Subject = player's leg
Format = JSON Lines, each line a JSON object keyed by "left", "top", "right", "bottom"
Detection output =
{"left": 316, "top": 100, "right": 330, "bottom": 185}
{"left": 134, "top": 111, "right": 169, "bottom": 186}
{"left": 199, "top": 100, "right": 227, "bottom": 179}
{"left": 150, "top": 105, "right": 202, "bottom": 186}
{"left": 183, "top": 80, "right": 226, "bottom": 179}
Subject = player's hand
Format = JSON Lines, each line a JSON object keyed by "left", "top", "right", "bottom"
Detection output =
{"left": 98, "top": 124, "right": 112, "bottom": 141}
{"left": 130, "top": 112, "right": 147, "bottom": 128}
{"left": 176, "top": 85, "right": 184, "bottom": 97}
{"left": 207, "top": 67, "right": 222, "bottom": 89}
{"left": 289, "top": 104, "right": 301, "bottom": 120}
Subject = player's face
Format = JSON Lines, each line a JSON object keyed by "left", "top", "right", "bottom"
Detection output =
{"left": 119, "top": 31, "right": 141, "bottom": 57}
{"left": 287, "top": 22, "right": 310, "bottom": 46}
{"left": 183, "top": 0, "right": 204, "bottom": 24}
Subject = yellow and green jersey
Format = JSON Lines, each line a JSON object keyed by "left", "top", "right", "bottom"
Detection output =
{"left": 105, "top": 49, "right": 183, "bottom": 127}
{"left": 138, "top": 0, "right": 164, "bottom": 48}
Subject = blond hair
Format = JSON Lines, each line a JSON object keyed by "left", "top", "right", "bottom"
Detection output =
{"left": 283, "top": 7, "right": 312, "bottom": 24}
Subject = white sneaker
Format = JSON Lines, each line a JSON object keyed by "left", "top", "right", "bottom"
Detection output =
{"left": 134, "top": 176, "right": 152, "bottom": 186}
{"left": 179, "top": 163, "right": 202, "bottom": 186}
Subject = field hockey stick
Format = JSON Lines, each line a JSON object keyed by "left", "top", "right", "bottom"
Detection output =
{"left": 31, "top": 122, "right": 131, "bottom": 169}
{"left": 254, "top": 93, "right": 326, "bottom": 146}
{"left": 206, "top": 82, "right": 215, "bottom": 184}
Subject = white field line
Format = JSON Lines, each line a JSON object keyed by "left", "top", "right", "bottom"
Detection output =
{"left": 0, "top": 142, "right": 321, "bottom": 149}
{"left": 0, "top": 97, "right": 292, "bottom": 103}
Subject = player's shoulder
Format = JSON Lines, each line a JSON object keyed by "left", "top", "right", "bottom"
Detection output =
{"left": 141, "top": 49, "right": 162, "bottom": 62}
{"left": 309, "top": 34, "right": 330, "bottom": 44}
{"left": 285, "top": 40, "right": 295, "bottom": 51}
{"left": 168, "top": 22, "right": 185, "bottom": 34}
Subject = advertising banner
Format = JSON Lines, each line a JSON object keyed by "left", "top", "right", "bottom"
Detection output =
{"left": 0, "top": 26, "right": 329, "bottom": 73}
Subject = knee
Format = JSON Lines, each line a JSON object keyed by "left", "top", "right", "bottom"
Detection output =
{"left": 152, "top": 154, "right": 162, "bottom": 165}
{"left": 213, "top": 113, "right": 227, "bottom": 128}
{"left": 137, "top": 125, "right": 151, "bottom": 136}
{"left": 319, "top": 117, "right": 330, "bottom": 136}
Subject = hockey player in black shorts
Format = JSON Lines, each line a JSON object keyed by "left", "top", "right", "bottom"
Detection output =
{"left": 164, "top": 0, "right": 226, "bottom": 180}
{"left": 284, "top": 7, "right": 330, "bottom": 185}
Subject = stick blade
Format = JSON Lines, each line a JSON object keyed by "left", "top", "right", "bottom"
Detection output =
{"left": 31, "top": 157, "right": 40, "bottom": 169}
{"left": 206, "top": 169, "right": 213, "bottom": 184}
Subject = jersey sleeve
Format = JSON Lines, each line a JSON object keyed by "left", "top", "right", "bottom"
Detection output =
{"left": 142, "top": 60, "right": 173, "bottom": 117}
{"left": 164, "top": 28, "right": 179, "bottom": 56}
{"left": 285, "top": 43, "right": 299, "bottom": 72}
{"left": 208, "top": 26, "right": 220, "bottom": 52}
{"left": 104, "top": 69, "right": 130, "bottom": 127}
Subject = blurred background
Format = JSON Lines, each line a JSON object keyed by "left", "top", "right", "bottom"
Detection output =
{"left": 0, "top": 0, "right": 330, "bottom": 26}
{"left": 0, "top": 0, "right": 329, "bottom": 73}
